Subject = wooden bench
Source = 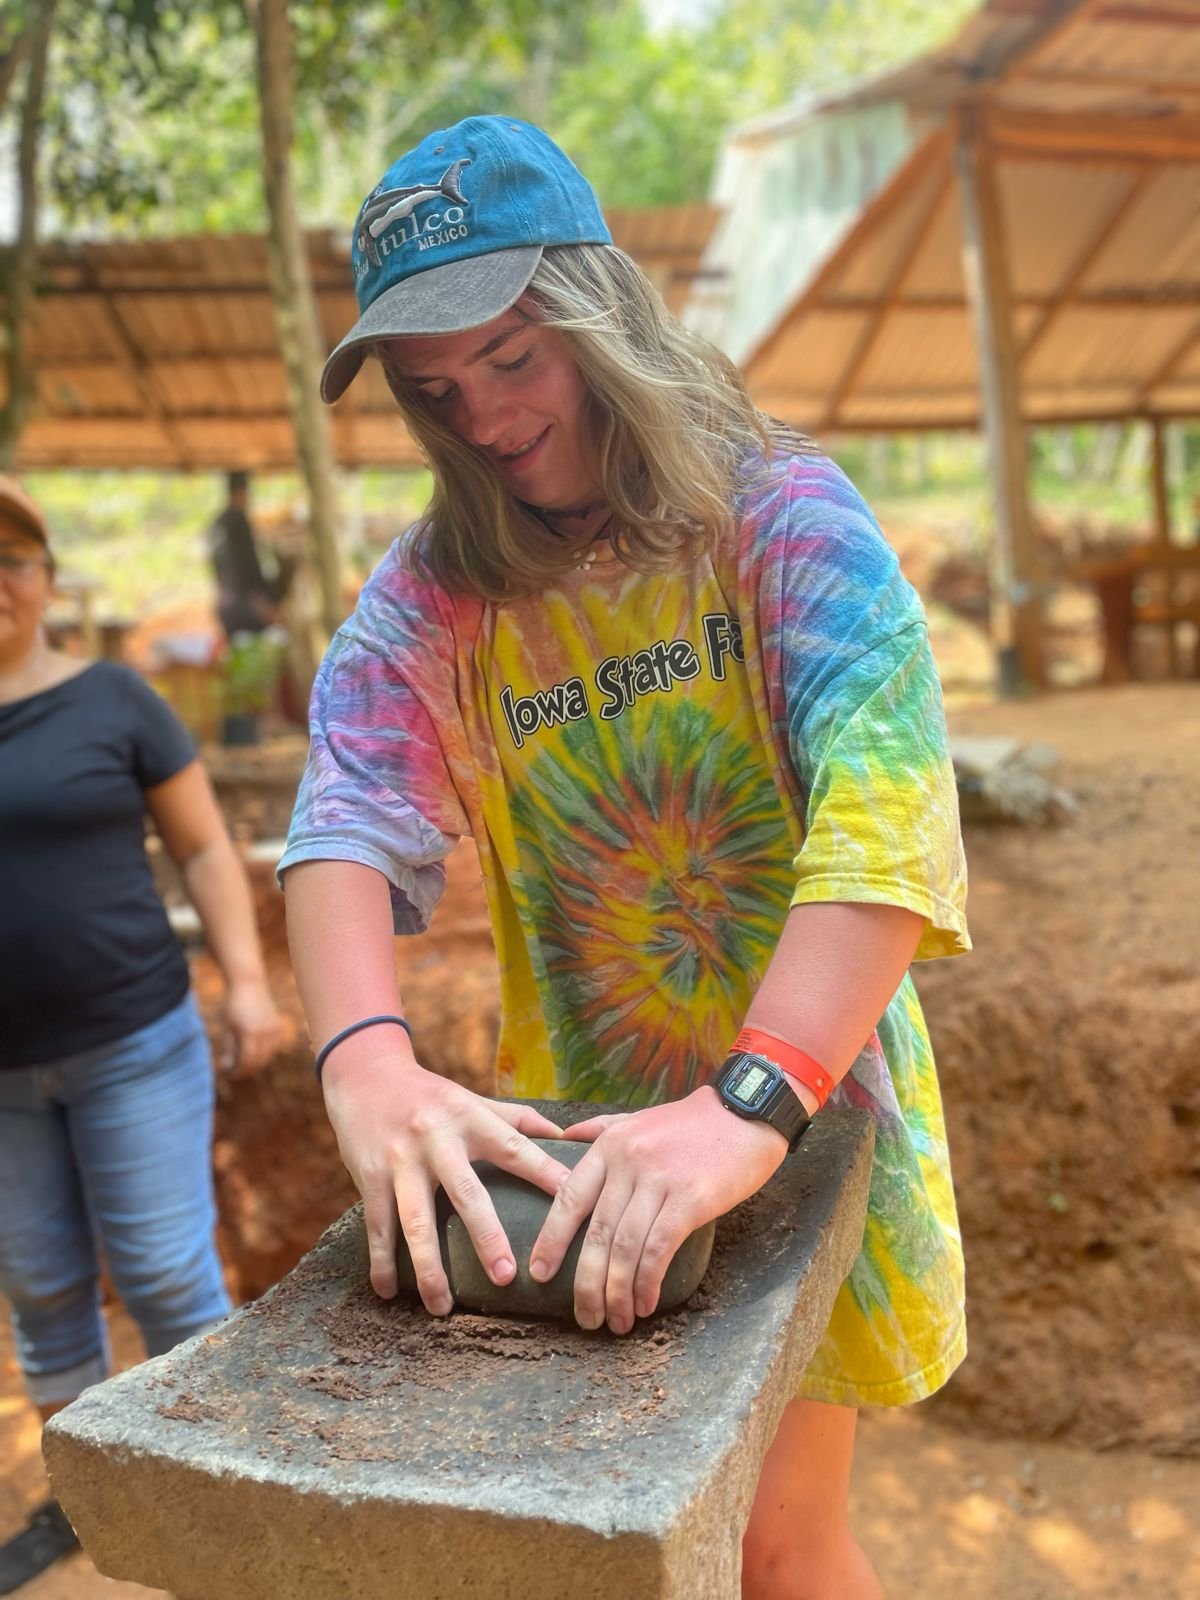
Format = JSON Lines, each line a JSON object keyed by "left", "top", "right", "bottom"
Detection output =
{"left": 1068, "top": 545, "right": 1200, "bottom": 683}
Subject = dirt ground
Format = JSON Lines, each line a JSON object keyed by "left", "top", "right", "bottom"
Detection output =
{"left": 4, "top": 639, "right": 1199, "bottom": 1592}
{"left": 919, "top": 683, "right": 1200, "bottom": 1457}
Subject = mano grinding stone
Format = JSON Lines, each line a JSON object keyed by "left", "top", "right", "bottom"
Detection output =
{"left": 395, "top": 1137, "right": 715, "bottom": 1319}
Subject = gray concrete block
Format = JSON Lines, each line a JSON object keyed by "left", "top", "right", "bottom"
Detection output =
{"left": 396, "top": 1137, "right": 715, "bottom": 1318}
{"left": 44, "top": 1106, "right": 875, "bottom": 1600}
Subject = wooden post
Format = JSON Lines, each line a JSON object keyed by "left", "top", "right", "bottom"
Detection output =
{"left": 250, "top": 0, "right": 343, "bottom": 647}
{"left": 954, "top": 114, "right": 1045, "bottom": 694}
{"left": 1150, "top": 418, "right": 1171, "bottom": 550}
{"left": 1150, "top": 417, "right": 1177, "bottom": 674}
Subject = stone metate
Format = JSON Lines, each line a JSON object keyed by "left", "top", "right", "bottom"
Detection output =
{"left": 44, "top": 1106, "right": 875, "bottom": 1600}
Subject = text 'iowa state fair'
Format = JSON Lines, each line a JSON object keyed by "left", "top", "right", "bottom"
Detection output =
{"left": 499, "top": 613, "right": 744, "bottom": 749}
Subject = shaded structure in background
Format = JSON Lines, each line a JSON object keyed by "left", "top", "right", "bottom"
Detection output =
{"left": 0, "top": 205, "right": 717, "bottom": 472}
{"left": 0, "top": 199, "right": 716, "bottom": 722}
{"left": 689, "top": 0, "right": 1200, "bottom": 690}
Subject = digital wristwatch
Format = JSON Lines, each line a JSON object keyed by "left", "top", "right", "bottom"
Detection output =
{"left": 713, "top": 1051, "right": 811, "bottom": 1151}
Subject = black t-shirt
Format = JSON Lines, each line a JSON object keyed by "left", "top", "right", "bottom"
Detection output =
{"left": 0, "top": 662, "right": 196, "bottom": 1069}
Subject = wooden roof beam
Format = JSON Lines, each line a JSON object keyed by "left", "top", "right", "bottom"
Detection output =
{"left": 33, "top": 348, "right": 285, "bottom": 365}
{"left": 1018, "top": 165, "right": 1155, "bottom": 368}
{"left": 985, "top": 107, "right": 1200, "bottom": 162}
{"left": 1130, "top": 314, "right": 1200, "bottom": 409}
{"left": 1017, "top": 67, "right": 1200, "bottom": 100}
{"left": 811, "top": 290, "right": 1200, "bottom": 313}
{"left": 80, "top": 264, "right": 196, "bottom": 468}
{"left": 818, "top": 167, "right": 953, "bottom": 433}
{"left": 30, "top": 406, "right": 417, "bottom": 426}
{"left": 989, "top": 0, "right": 1107, "bottom": 86}
{"left": 975, "top": 146, "right": 1173, "bottom": 166}
{"left": 31, "top": 278, "right": 348, "bottom": 298}
{"left": 1092, "top": 4, "right": 1200, "bottom": 25}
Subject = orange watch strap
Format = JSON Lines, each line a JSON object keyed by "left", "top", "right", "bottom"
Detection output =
{"left": 731, "top": 1027, "right": 834, "bottom": 1109}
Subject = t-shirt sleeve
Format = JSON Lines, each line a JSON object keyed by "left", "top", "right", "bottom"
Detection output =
{"left": 120, "top": 666, "right": 198, "bottom": 788}
{"left": 749, "top": 456, "right": 969, "bottom": 960}
{"left": 277, "top": 544, "right": 472, "bottom": 935}
{"left": 790, "top": 625, "right": 969, "bottom": 958}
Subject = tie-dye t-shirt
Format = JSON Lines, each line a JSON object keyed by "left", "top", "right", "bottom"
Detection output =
{"left": 281, "top": 449, "right": 969, "bottom": 1406}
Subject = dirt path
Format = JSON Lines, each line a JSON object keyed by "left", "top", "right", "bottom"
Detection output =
{"left": 3, "top": 1304, "right": 1196, "bottom": 1599}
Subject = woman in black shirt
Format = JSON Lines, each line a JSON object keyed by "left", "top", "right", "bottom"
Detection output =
{"left": 0, "top": 477, "right": 281, "bottom": 1589}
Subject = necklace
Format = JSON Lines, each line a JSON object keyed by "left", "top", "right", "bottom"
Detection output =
{"left": 534, "top": 501, "right": 613, "bottom": 571}
{"left": 576, "top": 513, "right": 613, "bottom": 570}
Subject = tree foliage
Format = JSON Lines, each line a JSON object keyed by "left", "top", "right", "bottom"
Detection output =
{"left": 550, "top": 0, "right": 977, "bottom": 207}
{"left": 5, "top": 0, "right": 978, "bottom": 238}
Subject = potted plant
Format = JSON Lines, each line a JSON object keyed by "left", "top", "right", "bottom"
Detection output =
{"left": 220, "top": 628, "right": 287, "bottom": 746}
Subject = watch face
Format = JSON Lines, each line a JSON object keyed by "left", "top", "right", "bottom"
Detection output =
{"left": 727, "top": 1056, "right": 776, "bottom": 1109}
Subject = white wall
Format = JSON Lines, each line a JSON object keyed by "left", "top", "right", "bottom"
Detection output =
{"left": 685, "top": 99, "right": 915, "bottom": 365}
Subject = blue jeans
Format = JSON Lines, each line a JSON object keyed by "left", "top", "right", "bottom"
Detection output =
{"left": 0, "top": 994, "right": 231, "bottom": 1405}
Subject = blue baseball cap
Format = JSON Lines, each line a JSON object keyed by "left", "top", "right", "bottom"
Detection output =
{"left": 321, "top": 115, "right": 613, "bottom": 403}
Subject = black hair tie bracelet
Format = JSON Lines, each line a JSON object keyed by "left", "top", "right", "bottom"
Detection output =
{"left": 314, "top": 1015, "right": 412, "bottom": 1082}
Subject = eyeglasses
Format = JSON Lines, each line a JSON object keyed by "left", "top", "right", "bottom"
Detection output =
{"left": 0, "top": 554, "right": 52, "bottom": 581}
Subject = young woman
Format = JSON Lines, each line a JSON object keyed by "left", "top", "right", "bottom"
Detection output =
{"left": 0, "top": 477, "right": 281, "bottom": 1590}
{"left": 281, "top": 117, "right": 968, "bottom": 1600}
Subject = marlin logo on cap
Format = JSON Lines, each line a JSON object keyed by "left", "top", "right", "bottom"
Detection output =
{"left": 356, "top": 160, "right": 471, "bottom": 267}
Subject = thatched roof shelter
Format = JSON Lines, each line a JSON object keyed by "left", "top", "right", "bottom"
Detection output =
{"left": 4, "top": 204, "right": 717, "bottom": 472}
{"left": 690, "top": 0, "right": 1200, "bottom": 687}
{"left": 696, "top": 0, "right": 1199, "bottom": 433}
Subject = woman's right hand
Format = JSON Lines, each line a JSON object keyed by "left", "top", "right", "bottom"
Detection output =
{"left": 320, "top": 1040, "right": 570, "bottom": 1315}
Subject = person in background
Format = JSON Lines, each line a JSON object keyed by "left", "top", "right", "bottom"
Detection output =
{"left": 281, "top": 116, "right": 968, "bottom": 1600}
{"left": 0, "top": 477, "right": 282, "bottom": 1593}
{"left": 208, "top": 469, "right": 284, "bottom": 639}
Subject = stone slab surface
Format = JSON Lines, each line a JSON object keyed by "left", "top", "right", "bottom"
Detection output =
{"left": 45, "top": 1106, "right": 875, "bottom": 1600}
{"left": 397, "top": 1136, "right": 715, "bottom": 1318}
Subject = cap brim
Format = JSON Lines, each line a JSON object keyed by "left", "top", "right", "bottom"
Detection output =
{"left": 320, "top": 245, "right": 544, "bottom": 403}
{"left": 0, "top": 484, "right": 48, "bottom": 547}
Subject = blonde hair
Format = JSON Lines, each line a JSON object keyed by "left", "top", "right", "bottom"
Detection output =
{"left": 380, "top": 244, "right": 809, "bottom": 600}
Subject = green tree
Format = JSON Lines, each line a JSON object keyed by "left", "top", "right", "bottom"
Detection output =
{"left": 21, "top": 1, "right": 604, "bottom": 237}
{"left": 550, "top": 0, "right": 978, "bottom": 208}
{"left": 14, "top": 0, "right": 980, "bottom": 236}
{"left": 0, "top": 0, "right": 54, "bottom": 470}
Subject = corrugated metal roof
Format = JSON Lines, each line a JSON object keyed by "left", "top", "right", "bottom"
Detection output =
{"left": 726, "top": 0, "right": 1200, "bottom": 431}
{"left": 2, "top": 206, "right": 719, "bottom": 470}
{"left": 800, "top": 0, "right": 1200, "bottom": 122}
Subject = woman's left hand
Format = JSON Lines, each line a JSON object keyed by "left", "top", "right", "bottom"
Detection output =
{"left": 528, "top": 1087, "right": 789, "bottom": 1334}
{"left": 224, "top": 977, "right": 282, "bottom": 1071}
